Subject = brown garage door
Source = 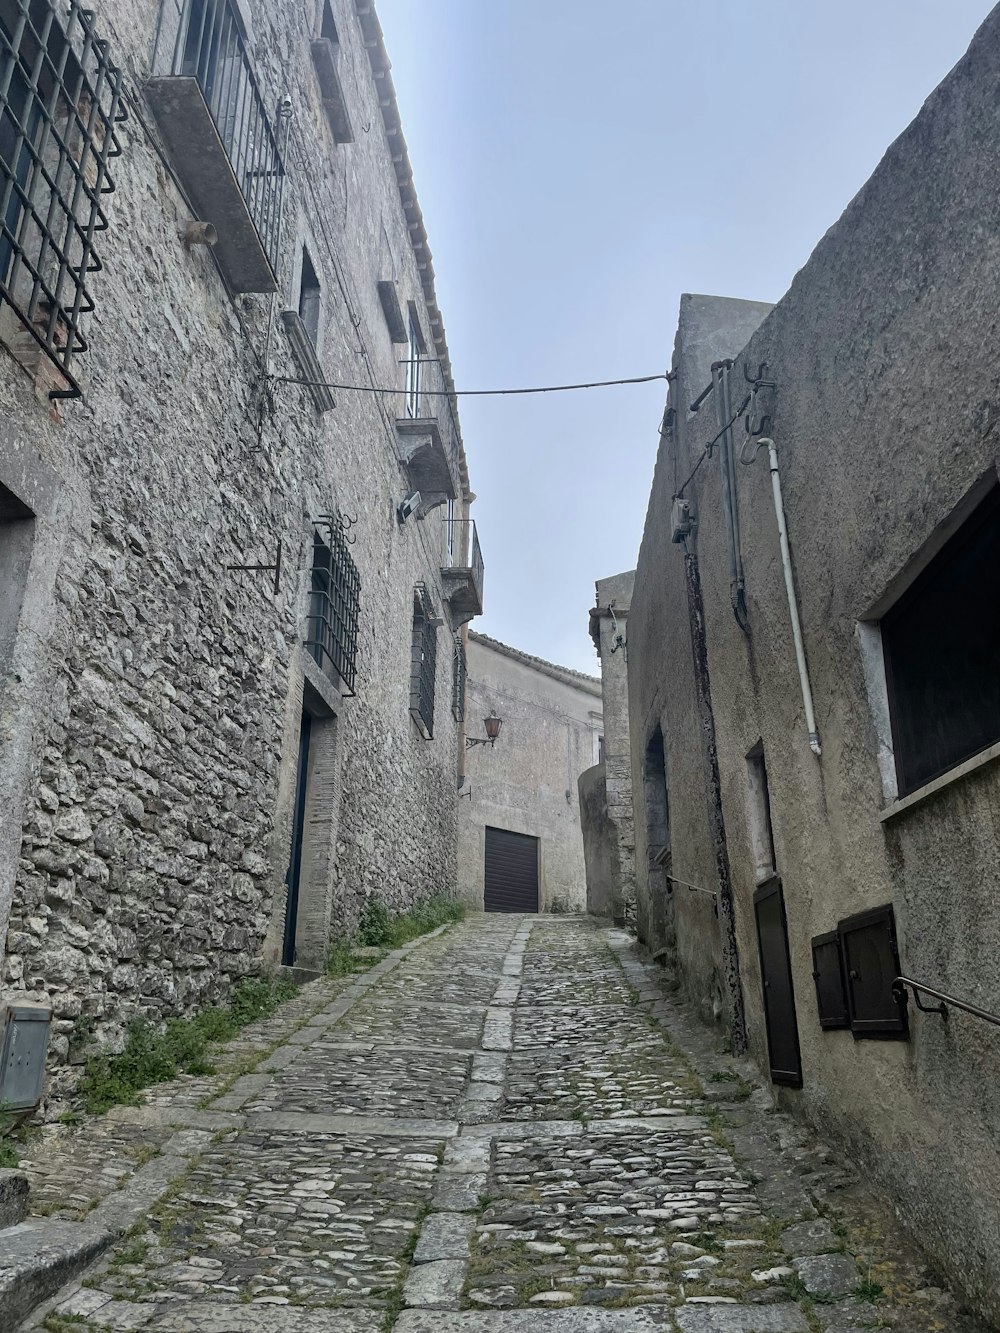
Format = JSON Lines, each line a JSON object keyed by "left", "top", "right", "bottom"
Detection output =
{"left": 484, "top": 826, "right": 539, "bottom": 913}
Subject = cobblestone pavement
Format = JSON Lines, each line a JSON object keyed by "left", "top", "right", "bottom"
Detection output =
{"left": 18, "top": 915, "right": 992, "bottom": 1333}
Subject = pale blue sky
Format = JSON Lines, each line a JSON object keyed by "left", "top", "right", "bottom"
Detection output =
{"left": 377, "top": 1, "right": 991, "bottom": 674}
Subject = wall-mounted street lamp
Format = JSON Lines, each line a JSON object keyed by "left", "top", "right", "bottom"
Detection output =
{"left": 466, "top": 711, "right": 503, "bottom": 749}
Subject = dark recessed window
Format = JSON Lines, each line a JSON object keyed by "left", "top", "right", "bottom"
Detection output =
{"left": 320, "top": 0, "right": 338, "bottom": 43}
{"left": 410, "top": 585, "right": 437, "bottom": 738}
{"left": 811, "top": 932, "right": 849, "bottom": 1030}
{"left": 305, "top": 521, "right": 360, "bottom": 692}
{"left": 882, "top": 485, "right": 1000, "bottom": 796}
{"left": 0, "top": 0, "right": 125, "bottom": 398}
{"left": 298, "top": 248, "right": 321, "bottom": 347}
{"left": 838, "top": 904, "right": 908, "bottom": 1041}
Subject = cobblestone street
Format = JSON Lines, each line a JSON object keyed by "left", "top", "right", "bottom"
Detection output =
{"left": 16, "top": 917, "right": 989, "bottom": 1332}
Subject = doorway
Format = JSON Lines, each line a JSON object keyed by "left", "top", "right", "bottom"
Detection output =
{"left": 484, "top": 826, "right": 539, "bottom": 913}
{"left": 282, "top": 712, "right": 313, "bottom": 966}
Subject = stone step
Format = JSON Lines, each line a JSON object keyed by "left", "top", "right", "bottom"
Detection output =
{"left": 0, "top": 1218, "right": 112, "bottom": 1333}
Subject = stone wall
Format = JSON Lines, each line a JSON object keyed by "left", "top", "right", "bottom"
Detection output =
{"left": 586, "top": 570, "right": 636, "bottom": 920}
{"left": 0, "top": 0, "right": 472, "bottom": 1106}
{"left": 577, "top": 763, "right": 618, "bottom": 919}
{"left": 628, "top": 7, "right": 1000, "bottom": 1320}
{"left": 458, "top": 634, "right": 602, "bottom": 912}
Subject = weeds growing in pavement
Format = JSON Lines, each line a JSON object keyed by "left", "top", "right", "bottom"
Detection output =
{"left": 78, "top": 975, "right": 298, "bottom": 1115}
{"left": 331, "top": 894, "right": 465, "bottom": 976}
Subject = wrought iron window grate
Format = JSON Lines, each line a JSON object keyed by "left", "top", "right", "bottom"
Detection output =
{"left": 452, "top": 634, "right": 466, "bottom": 722}
{"left": 410, "top": 583, "right": 437, "bottom": 738}
{"left": 0, "top": 0, "right": 125, "bottom": 398}
{"left": 174, "top": 0, "right": 284, "bottom": 272}
{"left": 305, "top": 520, "right": 361, "bottom": 692}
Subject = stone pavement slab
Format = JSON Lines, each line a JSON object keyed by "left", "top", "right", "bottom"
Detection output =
{"left": 396, "top": 1312, "right": 676, "bottom": 1331}
{"left": 674, "top": 1309, "right": 809, "bottom": 1332}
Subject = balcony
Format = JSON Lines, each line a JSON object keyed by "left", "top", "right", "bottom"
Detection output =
{"left": 146, "top": 0, "right": 283, "bottom": 294}
{"left": 395, "top": 415, "right": 456, "bottom": 513}
{"left": 441, "top": 520, "right": 484, "bottom": 626}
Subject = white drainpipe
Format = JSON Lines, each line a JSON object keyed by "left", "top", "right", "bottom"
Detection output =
{"left": 759, "top": 439, "right": 822, "bottom": 757}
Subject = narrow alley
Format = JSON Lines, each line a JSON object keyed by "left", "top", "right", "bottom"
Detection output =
{"left": 9, "top": 916, "right": 985, "bottom": 1333}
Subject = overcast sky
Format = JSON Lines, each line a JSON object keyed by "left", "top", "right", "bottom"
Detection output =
{"left": 376, "top": 0, "right": 991, "bottom": 675}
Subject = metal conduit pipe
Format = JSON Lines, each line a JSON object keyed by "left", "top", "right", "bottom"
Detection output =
{"left": 757, "top": 439, "right": 822, "bottom": 757}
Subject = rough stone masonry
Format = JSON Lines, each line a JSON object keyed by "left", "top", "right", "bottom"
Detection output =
{"left": 0, "top": 0, "right": 475, "bottom": 1107}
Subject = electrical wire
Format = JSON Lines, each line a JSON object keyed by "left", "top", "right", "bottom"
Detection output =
{"left": 673, "top": 392, "right": 751, "bottom": 499}
{"left": 271, "top": 371, "right": 669, "bottom": 397}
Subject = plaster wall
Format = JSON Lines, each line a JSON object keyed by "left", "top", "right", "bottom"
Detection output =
{"left": 458, "top": 634, "right": 602, "bottom": 912}
{"left": 629, "top": 7, "right": 1000, "bottom": 1318}
{"left": 0, "top": 0, "right": 470, "bottom": 1107}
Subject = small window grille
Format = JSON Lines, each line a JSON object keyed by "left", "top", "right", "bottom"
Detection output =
{"left": 838, "top": 904, "right": 908, "bottom": 1040}
{"left": 0, "top": 0, "right": 125, "bottom": 399}
{"left": 410, "top": 583, "right": 437, "bottom": 738}
{"left": 305, "top": 520, "right": 360, "bottom": 692}
{"left": 811, "top": 931, "right": 849, "bottom": 1030}
{"left": 452, "top": 634, "right": 466, "bottom": 722}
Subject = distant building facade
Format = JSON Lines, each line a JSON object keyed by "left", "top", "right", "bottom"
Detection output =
{"left": 0, "top": 0, "right": 482, "bottom": 1107}
{"left": 458, "top": 633, "right": 601, "bottom": 913}
{"left": 628, "top": 10, "right": 1000, "bottom": 1323}
{"left": 579, "top": 571, "right": 636, "bottom": 922}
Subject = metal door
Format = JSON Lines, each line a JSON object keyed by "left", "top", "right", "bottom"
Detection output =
{"left": 484, "top": 826, "right": 539, "bottom": 913}
{"left": 754, "top": 877, "right": 802, "bottom": 1086}
{"left": 281, "top": 713, "right": 312, "bottom": 965}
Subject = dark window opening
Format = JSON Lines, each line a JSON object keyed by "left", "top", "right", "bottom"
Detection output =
{"left": 0, "top": 0, "right": 125, "bottom": 398}
{"left": 298, "top": 246, "right": 321, "bottom": 347}
{"left": 838, "top": 903, "right": 908, "bottom": 1040}
{"left": 643, "top": 727, "right": 670, "bottom": 880}
{"left": 410, "top": 584, "right": 437, "bottom": 738}
{"left": 305, "top": 520, "right": 360, "bottom": 691}
{"left": 882, "top": 485, "right": 1000, "bottom": 796}
{"left": 320, "top": 0, "right": 338, "bottom": 43}
{"left": 811, "top": 931, "right": 849, "bottom": 1030}
{"left": 598, "top": 734, "right": 605, "bottom": 765}
{"left": 452, "top": 634, "right": 466, "bottom": 723}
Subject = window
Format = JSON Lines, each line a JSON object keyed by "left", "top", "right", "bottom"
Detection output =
{"left": 746, "top": 743, "right": 777, "bottom": 882}
{"left": 643, "top": 727, "right": 670, "bottom": 877}
{"left": 404, "top": 313, "right": 422, "bottom": 418}
{"left": 0, "top": 0, "right": 125, "bottom": 398}
{"left": 304, "top": 520, "right": 361, "bottom": 691}
{"left": 320, "top": 0, "right": 338, "bottom": 43}
{"left": 881, "top": 485, "right": 1000, "bottom": 796}
{"left": 452, "top": 634, "right": 466, "bottom": 722}
{"left": 811, "top": 932, "right": 849, "bottom": 1030}
{"left": 409, "top": 584, "right": 438, "bottom": 738}
{"left": 598, "top": 734, "right": 605, "bottom": 764}
{"left": 838, "top": 904, "right": 908, "bottom": 1040}
{"left": 445, "top": 497, "right": 456, "bottom": 565}
{"left": 298, "top": 247, "right": 321, "bottom": 347}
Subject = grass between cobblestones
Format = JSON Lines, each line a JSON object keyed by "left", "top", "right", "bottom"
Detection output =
{"left": 77, "top": 976, "right": 300, "bottom": 1115}
{"left": 327, "top": 893, "right": 465, "bottom": 976}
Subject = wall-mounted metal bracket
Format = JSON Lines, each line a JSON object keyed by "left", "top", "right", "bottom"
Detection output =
{"left": 226, "top": 538, "right": 282, "bottom": 597}
{"left": 892, "top": 978, "right": 948, "bottom": 1021}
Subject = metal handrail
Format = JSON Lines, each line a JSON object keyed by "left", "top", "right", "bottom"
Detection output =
{"left": 892, "top": 976, "right": 1000, "bottom": 1028}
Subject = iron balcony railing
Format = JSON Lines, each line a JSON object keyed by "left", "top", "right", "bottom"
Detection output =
{"left": 448, "top": 518, "right": 484, "bottom": 604}
{"left": 173, "top": 0, "right": 283, "bottom": 272}
{"left": 305, "top": 520, "right": 361, "bottom": 692}
{"left": 0, "top": 0, "right": 125, "bottom": 398}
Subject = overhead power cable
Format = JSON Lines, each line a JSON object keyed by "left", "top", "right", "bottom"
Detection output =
{"left": 272, "top": 371, "right": 669, "bottom": 397}
{"left": 673, "top": 392, "right": 751, "bottom": 499}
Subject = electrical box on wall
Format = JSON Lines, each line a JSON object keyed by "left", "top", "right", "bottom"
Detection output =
{"left": 0, "top": 1001, "right": 51, "bottom": 1112}
{"left": 671, "top": 497, "right": 694, "bottom": 543}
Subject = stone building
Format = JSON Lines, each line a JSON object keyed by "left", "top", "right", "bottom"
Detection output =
{"left": 628, "top": 8, "right": 1000, "bottom": 1321}
{"left": 458, "top": 632, "right": 601, "bottom": 913}
{"left": 0, "top": 0, "right": 482, "bottom": 1104}
{"left": 579, "top": 570, "right": 636, "bottom": 922}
